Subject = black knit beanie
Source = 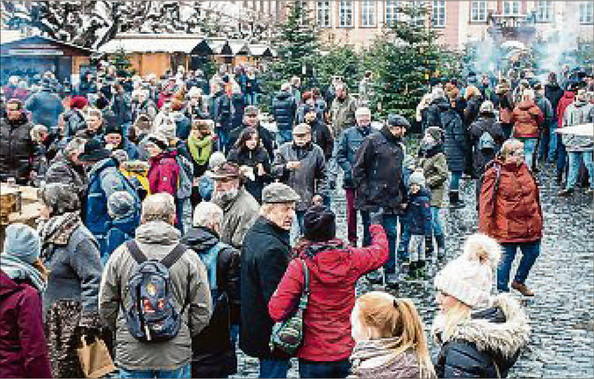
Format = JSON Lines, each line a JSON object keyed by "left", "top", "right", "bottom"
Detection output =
{"left": 304, "top": 205, "right": 336, "bottom": 242}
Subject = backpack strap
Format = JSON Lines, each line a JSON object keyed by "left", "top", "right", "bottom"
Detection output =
{"left": 160, "top": 243, "right": 188, "bottom": 269}
{"left": 126, "top": 240, "right": 147, "bottom": 264}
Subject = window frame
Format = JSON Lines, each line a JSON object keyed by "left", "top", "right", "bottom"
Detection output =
{"left": 316, "top": 1, "right": 331, "bottom": 28}
{"left": 579, "top": 1, "right": 594, "bottom": 24}
{"left": 385, "top": 0, "right": 400, "bottom": 27}
{"left": 502, "top": 1, "right": 521, "bottom": 16}
{"left": 431, "top": 0, "right": 446, "bottom": 28}
{"left": 535, "top": 1, "right": 553, "bottom": 23}
{"left": 339, "top": 0, "right": 354, "bottom": 28}
{"left": 360, "top": 0, "right": 376, "bottom": 28}
{"left": 470, "top": 1, "right": 487, "bottom": 23}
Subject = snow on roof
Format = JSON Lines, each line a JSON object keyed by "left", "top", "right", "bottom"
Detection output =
{"left": 0, "top": 29, "right": 23, "bottom": 44}
{"left": 99, "top": 34, "right": 205, "bottom": 54}
{"left": 247, "top": 44, "right": 271, "bottom": 56}
{"left": 0, "top": 32, "right": 96, "bottom": 53}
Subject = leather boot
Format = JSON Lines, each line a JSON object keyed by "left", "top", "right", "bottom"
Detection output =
{"left": 512, "top": 280, "right": 535, "bottom": 296}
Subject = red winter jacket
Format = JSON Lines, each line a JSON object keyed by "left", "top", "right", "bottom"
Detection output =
{"left": 0, "top": 271, "right": 52, "bottom": 378}
{"left": 478, "top": 160, "right": 543, "bottom": 243}
{"left": 148, "top": 150, "right": 180, "bottom": 196}
{"left": 556, "top": 91, "right": 575, "bottom": 128}
{"left": 511, "top": 100, "right": 544, "bottom": 139}
{"left": 268, "top": 224, "right": 389, "bottom": 361}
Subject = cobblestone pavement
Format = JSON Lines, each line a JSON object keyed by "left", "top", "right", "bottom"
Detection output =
{"left": 237, "top": 166, "right": 594, "bottom": 378}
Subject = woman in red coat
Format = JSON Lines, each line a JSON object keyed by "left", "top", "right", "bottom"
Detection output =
{"left": 0, "top": 224, "right": 52, "bottom": 378}
{"left": 479, "top": 139, "right": 543, "bottom": 297}
{"left": 269, "top": 205, "right": 388, "bottom": 378}
{"left": 510, "top": 89, "right": 544, "bottom": 169}
{"left": 145, "top": 133, "right": 180, "bottom": 197}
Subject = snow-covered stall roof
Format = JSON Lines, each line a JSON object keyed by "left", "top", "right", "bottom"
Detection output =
{"left": 247, "top": 44, "right": 275, "bottom": 57}
{"left": 99, "top": 34, "right": 205, "bottom": 54}
{"left": 1, "top": 34, "right": 96, "bottom": 55}
{"left": 0, "top": 29, "right": 24, "bottom": 44}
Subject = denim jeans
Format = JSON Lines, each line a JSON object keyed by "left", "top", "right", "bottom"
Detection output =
{"left": 358, "top": 210, "right": 372, "bottom": 247}
{"left": 299, "top": 359, "right": 351, "bottom": 378}
{"left": 497, "top": 241, "right": 541, "bottom": 292}
{"left": 430, "top": 206, "right": 444, "bottom": 237}
{"left": 522, "top": 138, "right": 538, "bottom": 169}
{"left": 277, "top": 129, "right": 293, "bottom": 145}
{"left": 548, "top": 121, "right": 558, "bottom": 163}
{"left": 363, "top": 213, "right": 398, "bottom": 274}
{"left": 397, "top": 224, "right": 411, "bottom": 262}
{"left": 450, "top": 171, "right": 462, "bottom": 191}
{"left": 566, "top": 151, "right": 594, "bottom": 190}
{"left": 118, "top": 364, "right": 190, "bottom": 378}
{"left": 259, "top": 359, "right": 290, "bottom": 379}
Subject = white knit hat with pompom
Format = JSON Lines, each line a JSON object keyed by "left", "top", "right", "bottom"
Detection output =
{"left": 434, "top": 233, "right": 502, "bottom": 308}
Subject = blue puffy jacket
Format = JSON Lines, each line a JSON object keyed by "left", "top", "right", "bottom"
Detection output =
{"left": 271, "top": 91, "right": 297, "bottom": 131}
{"left": 85, "top": 158, "right": 140, "bottom": 256}
{"left": 103, "top": 210, "right": 140, "bottom": 264}
{"left": 402, "top": 188, "right": 432, "bottom": 236}
{"left": 25, "top": 89, "right": 64, "bottom": 128}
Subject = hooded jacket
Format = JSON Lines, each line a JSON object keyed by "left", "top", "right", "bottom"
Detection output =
{"left": 556, "top": 91, "right": 575, "bottom": 128}
{"left": 182, "top": 226, "right": 240, "bottom": 378}
{"left": 330, "top": 95, "right": 358, "bottom": 137}
{"left": 426, "top": 97, "right": 468, "bottom": 172}
{"left": 435, "top": 294, "right": 530, "bottom": 378}
{"left": 478, "top": 159, "right": 543, "bottom": 243}
{"left": 104, "top": 210, "right": 140, "bottom": 264}
{"left": 0, "top": 112, "right": 34, "bottom": 184}
{"left": 148, "top": 150, "right": 180, "bottom": 197}
{"left": 353, "top": 126, "right": 408, "bottom": 213}
{"left": 99, "top": 221, "right": 212, "bottom": 371}
{"left": 403, "top": 187, "right": 433, "bottom": 236}
{"left": 468, "top": 115, "right": 506, "bottom": 177}
{"left": 271, "top": 91, "right": 297, "bottom": 131}
{"left": 511, "top": 101, "right": 545, "bottom": 139}
{"left": 268, "top": 224, "right": 388, "bottom": 361}
{"left": 561, "top": 99, "right": 594, "bottom": 152}
{"left": 0, "top": 271, "right": 52, "bottom": 378}
{"left": 418, "top": 143, "right": 448, "bottom": 207}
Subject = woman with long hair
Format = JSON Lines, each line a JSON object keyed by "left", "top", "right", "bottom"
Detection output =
{"left": 432, "top": 233, "right": 530, "bottom": 378}
{"left": 349, "top": 291, "right": 435, "bottom": 378}
{"left": 226, "top": 127, "right": 271, "bottom": 203}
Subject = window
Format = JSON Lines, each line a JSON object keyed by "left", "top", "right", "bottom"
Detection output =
{"left": 470, "top": 1, "right": 487, "bottom": 22}
{"left": 580, "top": 1, "right": 593, "bottom": 24}
{"left": 502, "top": 1, "right": 521, "bottom": 15}
{"left": 385, "top": 1, "right": 400, "bottom": 26}
{"left": 316, "top": 1, "right": 330, "bottom": 27}
{"left": 340, "top": 1, "right": 353, "bottom": 27}
{"left": 432, "top": 1, "right": 446, "bottom": 27}
{"left": 361, "top": 1, "right": 376, "bottom": 27}
{"left": 536, "top": 1, "right": 553, "bottom": 22}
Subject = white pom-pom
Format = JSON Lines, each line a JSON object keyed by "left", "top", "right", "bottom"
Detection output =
{"left": 463, "top": 233, "right": 502, "bottom": 267}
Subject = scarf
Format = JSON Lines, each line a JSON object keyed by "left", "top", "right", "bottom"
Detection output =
{"left": 1, "top": 254, "right": 46, "bottom": 292}
{"left": 38, "top": 212, "right": 82, "bottom": 260}
{"left": 187, "top": 133, "right": 213, "bottom": 166}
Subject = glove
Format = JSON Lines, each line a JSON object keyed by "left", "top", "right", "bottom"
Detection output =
{"left": 369, "top": 207, "right": 384, "bottom": 225}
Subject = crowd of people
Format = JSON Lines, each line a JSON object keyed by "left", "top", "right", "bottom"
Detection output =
{"left": 0, "top": 60, "right": 593, "bottom": 379}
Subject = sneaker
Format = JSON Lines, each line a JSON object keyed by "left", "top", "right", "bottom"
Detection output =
{"left": 511, "top": 280, "right": 535, "bottom": 296}
{"left": 558, "top": 188, "right": 574, "bottom": 197}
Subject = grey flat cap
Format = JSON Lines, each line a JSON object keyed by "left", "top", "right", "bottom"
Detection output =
{"left": 386, "top": 113, "right": 410, "bottom": 128}
{"left": 262, "top": 182, "right": 300, "bottom": 204}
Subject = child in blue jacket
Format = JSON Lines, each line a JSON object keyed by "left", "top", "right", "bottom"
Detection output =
{"left": 402, "top": 170, "right": 433, "bottom": 279}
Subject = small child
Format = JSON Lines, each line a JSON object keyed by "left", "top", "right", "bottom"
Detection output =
{"left": 402, "top": 170, "right": 432, "bottom": 280}
{"left": 418, "top": 127, "right": 448, "bottom": 259}
{"left": 104, "top": 191, "right": 140, "bottom": 264}
{"left": 350, "top": 291, "right": 436, "bottom": 378}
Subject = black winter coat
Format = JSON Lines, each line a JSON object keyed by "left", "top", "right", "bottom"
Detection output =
{"left": 271, "top": 91, "right": 297, "bottom": 131}
{"left": 240, "top": 217, "right": 292, "bottom": 359}
{"left": 545, "top": 83, "right": 564, "bottom": 118}
{"left": 0, "top": 114, "right": 34, "bottom": 184}
{"left": 429, "top": 97, "right": 468, "bottom": 172}
{"left": 468, "top": 116, "right": 505, "bottom": 177}
{"left": 228, "top": 122, "right": 276, "bottom": 159}
{"left": 463, "top": 96, "right": 482, "bottom": 127}
{"left": 227, "top": 147, "right": 271, "bottom": 203}
{"left": 353, "top": 126, "right": 408, "bottom": 213}
{"left": 308, "top": 119, "right": 334, "bottom": 161}
{"left": 182, "top": 226, "right": 240, "bottom": 378}
{"left": 435, "top": 295, "right": 530, "bottom": 378}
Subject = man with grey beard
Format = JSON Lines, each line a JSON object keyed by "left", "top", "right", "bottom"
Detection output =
{"left": 211, "top": 161, "right": 259, "bottom": 248}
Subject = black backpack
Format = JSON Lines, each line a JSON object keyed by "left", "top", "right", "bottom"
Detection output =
{"left": 123, "top": 241, "right": 189, "bottom": 342}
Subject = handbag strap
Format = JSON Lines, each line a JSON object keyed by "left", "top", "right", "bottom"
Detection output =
{"left": 297, "top": 259, "right": 309, "bottom": 310}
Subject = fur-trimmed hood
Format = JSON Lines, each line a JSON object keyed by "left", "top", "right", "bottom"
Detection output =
{"left": 451, "top": 293, "right": 530, "bottom": 359}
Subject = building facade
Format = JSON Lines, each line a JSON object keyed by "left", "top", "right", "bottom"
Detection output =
{"left": 301, "top": 1, "right": 593, "bottom": 49}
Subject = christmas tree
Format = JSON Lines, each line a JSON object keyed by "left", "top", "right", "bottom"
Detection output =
{"left": 315, "top": 44, "right": 363, "bottom": 93}
{"left": 368, "top": 3, "right": 442, "bottom": 122}
{"left": 110, "top": 47, "right": 135, "bottom": 77}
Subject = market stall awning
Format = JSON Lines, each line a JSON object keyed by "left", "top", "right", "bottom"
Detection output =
{"left": 99, "top": 34, "right": 205, "bottom": 54}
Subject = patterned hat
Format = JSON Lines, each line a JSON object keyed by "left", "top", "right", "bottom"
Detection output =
{"left": 434, "top": 233, "right": 502, "bottom": 309}
{"left": 262, "top": 182, "right": 300, "bottom": 204}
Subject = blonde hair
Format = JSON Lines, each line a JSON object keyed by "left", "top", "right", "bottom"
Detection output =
{"left": 500, "top": 138, "right": 524, "bottom": 159}
{"left": 355, "top": 292, "right": 436, "bottom": 378}
{"left": 439, "top": 300, "right": 472, "bottom": 343}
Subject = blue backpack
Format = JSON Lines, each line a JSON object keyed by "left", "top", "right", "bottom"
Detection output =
{"left": 124, "top": 241, "right": 189, "bottom": 342}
